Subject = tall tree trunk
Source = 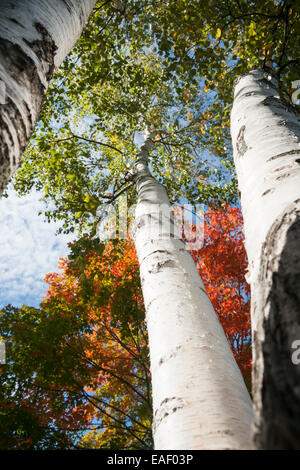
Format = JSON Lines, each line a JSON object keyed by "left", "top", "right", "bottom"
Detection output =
{"left": 132, "top": 132, "right": 253, "bottom": 450}
{"left": 0, "top": 0, "right": 97, "bottom": 192}
{"left": 231, "top": 68, "right": 300, "bottom": 449}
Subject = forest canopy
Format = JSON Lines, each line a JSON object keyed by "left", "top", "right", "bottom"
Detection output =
{"left": 0, "top": 0, "right": 300, "bottom": 451}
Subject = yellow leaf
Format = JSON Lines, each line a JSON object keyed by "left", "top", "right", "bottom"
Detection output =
{"left": 183, "top": 90, "right": 191, "bottom": 102}
{"left": 216, "top": 28, "right": 222, "bottom": 38}
{"left": 263, "top": 43, "right": 272, "bottom": 57}
{"left": 198, "top": 175, "right": 207, "bottom": 183}
{"left": 187, "top": 111, "right": 194, "bottom": 122}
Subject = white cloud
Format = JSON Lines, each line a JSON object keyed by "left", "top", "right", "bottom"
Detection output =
{"left": 0, "top": 187, "right": 75, "bottom": 308}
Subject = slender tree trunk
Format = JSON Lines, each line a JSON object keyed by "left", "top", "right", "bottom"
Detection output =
{"left": 0, "top": 0, "right": 97, "bottom": 192}
{"left": 231, "top": 68, "right": 300, "bottom": 449}
{"left": 132, "top": 132, "right": 253, "bottom": 450}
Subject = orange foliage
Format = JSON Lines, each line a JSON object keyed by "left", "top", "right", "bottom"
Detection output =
{"left": 187, "top": 205, "right": 252, "bottom": 388}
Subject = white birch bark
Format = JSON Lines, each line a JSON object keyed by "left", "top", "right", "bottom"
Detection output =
{"left": 231, "top": 68, "right": 300, "bottom": 449}
{"left": 133, "top": 133, "right": 254, "bottom": 450}
{"left": 0, "top": 0, "right": 97, "bottom": 192}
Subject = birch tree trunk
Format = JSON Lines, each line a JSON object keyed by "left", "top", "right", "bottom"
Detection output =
{"left": 132, "top": 133, "right": 253, "bottom": 450}
{"left": 231, "top": 68, "right": 300, "bottom": 449}
{"left": 0, "top": 0, "right": 97, "bottom": 192}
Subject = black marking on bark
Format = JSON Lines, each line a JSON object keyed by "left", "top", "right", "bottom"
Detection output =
{"left": 61, "top": 0, "right": 73, "bottom": 13}
{"left": 275, "top": 173, "right": 290, "bottom": 181}
{"left": 149, "top": 259, "right": 176, "bottom": 273}
{"left": 232, "top": 68, "right": 263, "bottom": 91}
{"left": 273, "top": 164, "right": 293, "bottom": 173}
{"left": 236, "top": 125, "right": 248, "bottom": 157}
{"left": 146, "top": 249, "right": 172, "bottom": 256}
{"left": 23, "top": 100, "right": 33, "bottom": 128}
{"left": 169, "top": 232, "right": 179, "bottom": 239}
{"left": 199, "top": 285, "right": 210, "bottom": 297}
{"left": 8, "top": 18, "right": 24, "bottom": 27}
{"left": 233, "top": 71, "right": 253, "bottom": 90}
{"left": 276, "top": 169, "right": 299, "bottom": 181}
{"left": 262, "top": 188, "right": 275, "bottom": 197}
{"left": 158, "top": 345, "right": 182, "bottom": 366}
{"left": 267, "top": 150, "right": 300, "bottom": 162}
{"left": 243, "top": 91, "right": 256, "bottom": 97}
{"left": 140, "top": 246, "right": 187, "bottom": 268}
{"left": 153, "top": 397, "right": 185, "bottom": 433}
{"left": 253, "top": 200, "right": 300, "bottom": 449}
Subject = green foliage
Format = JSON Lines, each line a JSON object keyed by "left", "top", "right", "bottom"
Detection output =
{"left": 10, "top": 2, "right": 300, "bottom": 234}
{"left": 12, "top": 1, "right": 242, "bottom": 234}
{"left": 0, "top": 303, "right": 91, "bottom": 449}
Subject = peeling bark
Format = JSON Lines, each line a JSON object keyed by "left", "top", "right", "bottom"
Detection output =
{"left": 0, "top": 0, "right": 97, "bottom": 192}
{"left": 231, "top": 68, "right": 300, "bottom": 449}
{"left": 133, "top": 133, "right": 253, "bottom": 450}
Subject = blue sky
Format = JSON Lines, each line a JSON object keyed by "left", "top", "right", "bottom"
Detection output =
{"left": 0, "top": 186, "right": 75, "bottom": 309}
